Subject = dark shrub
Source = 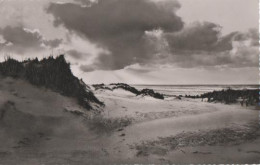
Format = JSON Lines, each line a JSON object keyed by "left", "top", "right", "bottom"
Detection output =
{"left": 138, "top": 88, "right": 164, "bottom": 100}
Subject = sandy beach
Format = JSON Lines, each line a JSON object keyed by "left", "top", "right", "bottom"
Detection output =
{"left": 0, "top": 78, "right": 259, "bottom": 164}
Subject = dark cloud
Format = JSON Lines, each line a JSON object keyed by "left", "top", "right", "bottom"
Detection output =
{"left": 47, "top": 0, "right": 184, "bottom": 71}
{"left": 142, "top": 25, "right": 258, "bottom": 69}
{"left": 0, "top": 26, "right": 62, "bottom": 54}
{"left": 80, "top": 64, "right": 96, "bottom": 72}
{"left": 67, "top": 49, "right": 86, "bottom": 59}
{"left": 233, "top": 28, "right": 259, "bottom": 46}
{"left": 44, "top": 39, "right": 62, "bottom": 48}
{"left": 156, "top": 23, "right": 258, "bottom": 68}
{"left": 165, "top": 22, "right": 238, "bottom": 53}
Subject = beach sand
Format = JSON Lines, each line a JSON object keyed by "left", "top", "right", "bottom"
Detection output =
{"left": 0, "top": 78, "right": 259, "bottom": 164}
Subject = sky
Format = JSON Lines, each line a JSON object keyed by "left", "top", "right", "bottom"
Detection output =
{"left": 0, "top": 0, "right": 258, "bottom": 84}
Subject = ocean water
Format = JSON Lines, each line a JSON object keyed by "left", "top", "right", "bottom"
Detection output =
{"left": 133, "top": 85, "right": 259, "bottom": 96}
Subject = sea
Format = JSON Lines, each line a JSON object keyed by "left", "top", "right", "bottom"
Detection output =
{"left": 132, "top": 85, "right": 259, "bottom": 96}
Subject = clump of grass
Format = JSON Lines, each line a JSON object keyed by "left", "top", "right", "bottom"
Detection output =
{"left": 0, "top": 55, "right": 103, "bottom": 110}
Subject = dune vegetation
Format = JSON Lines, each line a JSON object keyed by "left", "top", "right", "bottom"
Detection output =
{"left": 0, "top": 55, "right": 103, "bottom": 110}
{"left": 186, "top": 88, "right": 259, "bottom": 106}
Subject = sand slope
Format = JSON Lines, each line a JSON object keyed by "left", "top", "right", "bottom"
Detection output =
{"left": 0, "top": 77, "right": 107, "bottom": 164}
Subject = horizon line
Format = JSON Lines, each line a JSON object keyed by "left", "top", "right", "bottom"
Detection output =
{"left": 86, "top": 83, "right": 259, "bottom": 86}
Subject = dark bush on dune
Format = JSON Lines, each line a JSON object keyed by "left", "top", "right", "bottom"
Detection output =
{"left": 201, "top": 88, "right": 258, "bottom": 105}
{"left": 187, "top": 88, "right": 258, "bottom": 105}
{"left": 138, "top": 88, "right": 164, "bottom": 100}
{"left": 185, "top": 95, "right": 200, "bottom": 99}
{"left": 93, "top": 83, "right": 112, "bottom": 91}
{"left": 0, "top": 55, "right": 103, "bottom": 109}
{"left": 110, "top": 83, "right": 140, "bottom": 95}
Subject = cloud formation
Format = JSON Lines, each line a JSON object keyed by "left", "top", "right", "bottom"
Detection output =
{"left": 43, "top": 0, "right": 258, "bottom": 72}
{"left": 47, "top": 0, "right": 184, "bottom": 71}
{"left": 233, "top": 28, "right": 259, "bottom": 46}
{"left": 165, "top": 22, "right": 237, "bottom": 52}
{"left": 162, "top": 26, "right": 258, "bottom": 68}
{"left": 0, "top": 26, "right": 62, "bottom": 54}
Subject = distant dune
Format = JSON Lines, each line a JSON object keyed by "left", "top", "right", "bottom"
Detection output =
{"left": 93, "top": 83, "right": 164, "bottom": 99}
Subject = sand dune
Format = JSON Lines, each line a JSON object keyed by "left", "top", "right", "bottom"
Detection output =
{"left": 94, "top": 89, "right": 260, "bottom": 164}
{"left": 0, "top": 77, "right": 259, "bottom": 164}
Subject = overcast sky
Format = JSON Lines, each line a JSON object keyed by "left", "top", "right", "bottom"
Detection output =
{"left": 0, "top": 0, "right": 258, "bottom": 84}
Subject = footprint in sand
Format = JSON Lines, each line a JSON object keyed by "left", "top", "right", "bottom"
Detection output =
{"left": 45, "top": 137, "right": 51, "bottom": 141}
{"left": 159, "top": 158, "right": 171, "bottom": 163}
{"left": 13, "top": 137, "right": 31, "bottom": 148}
{"left": 101, "top": 148, "right": 109, "bottom": 156}
{"left": 0, "top": 151, "right": 11, "bottom": 157}
{"left": 246, "top": 151, "right": 260, "bottom": 154}
{"left": 192, "top": 151, "right": 212, "bottom": 155}
{"left": 38, "top": 132, "right": 44, "bottom": 138}
{"left": 18, "top": 137, "right": 31, "bottom": 145}
{"left": 119, "top": 133, "right": 125, "bottom": 137}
